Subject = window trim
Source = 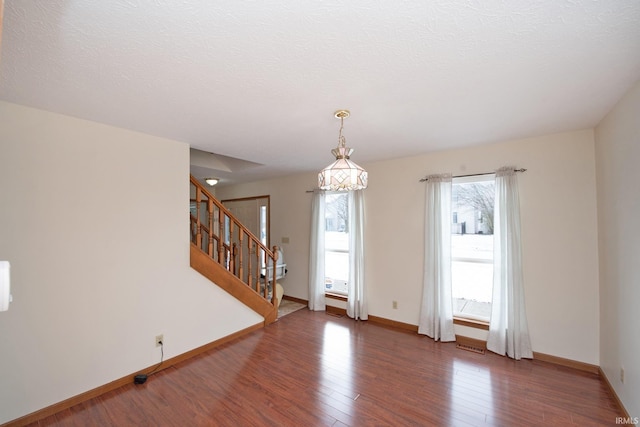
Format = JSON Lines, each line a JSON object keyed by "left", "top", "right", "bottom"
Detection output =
{"left": 325, "top": 292, "right": 347, "bottom": 301}
{"left": 453, "top": 316, "right": 489, "bottom": 330}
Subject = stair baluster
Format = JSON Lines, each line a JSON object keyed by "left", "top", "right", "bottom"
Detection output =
{"left": 189, "top": 175, "right": 279, "bottom": 324}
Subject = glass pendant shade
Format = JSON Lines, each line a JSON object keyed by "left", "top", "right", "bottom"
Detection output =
{"left": 318, "top": 146, "right": 368, "bottom": 191}
{"left": 318, "top": 110, "right": 368, "bottom": 191}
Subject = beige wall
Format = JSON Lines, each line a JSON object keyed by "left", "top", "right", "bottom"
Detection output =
{"left": 595, "top": 79, "right": 640, "bottom": 418}
{"left": 0, "top": 102, "right": 262, "bottom": 424}
{"left": 217, "top": 129, "right": 601, "bottom": 365}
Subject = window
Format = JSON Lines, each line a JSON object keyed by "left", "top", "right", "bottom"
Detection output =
{"left": 324, "top": 193, "right": 349, "bottom": 295}
{"left": 451, "top": 176, "right": 495, "bottom": 322}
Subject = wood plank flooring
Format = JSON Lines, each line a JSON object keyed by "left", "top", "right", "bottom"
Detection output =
{"left": 29, "top": 309, "right": 622, "bottom": 426}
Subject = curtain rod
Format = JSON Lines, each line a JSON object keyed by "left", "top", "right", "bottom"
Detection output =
{"left": 419, "top": 168, "right": 526, "bottom": 182}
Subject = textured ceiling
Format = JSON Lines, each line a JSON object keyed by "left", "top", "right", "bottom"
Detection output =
{"left": 2, "top": 1, "right": 640, "bottom": 186}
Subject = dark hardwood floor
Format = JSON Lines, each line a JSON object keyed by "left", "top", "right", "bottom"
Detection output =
{"left": 30, "top": 309, "right": 621, "bottom": 426}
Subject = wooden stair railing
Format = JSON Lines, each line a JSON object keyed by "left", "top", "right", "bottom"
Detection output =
{"left": 189, "top": 176, "right": 279, "bottom": 322}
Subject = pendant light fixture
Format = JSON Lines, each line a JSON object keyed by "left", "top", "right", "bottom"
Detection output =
{"left": 318, "top": 110, "right": 368, "bottom": 191}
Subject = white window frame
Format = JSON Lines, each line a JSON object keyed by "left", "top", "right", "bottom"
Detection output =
{"left": 451, "top": 174, "right": 495, "bottom": 322}
{"left": 324, "top": 192, "right": 350, "bottom": 296}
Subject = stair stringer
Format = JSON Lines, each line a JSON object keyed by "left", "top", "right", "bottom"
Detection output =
{"left": 190, "top": 244, "right": 277, "bottom": 325}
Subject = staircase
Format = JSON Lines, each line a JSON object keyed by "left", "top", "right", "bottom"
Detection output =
{"left": 190, "top": 175, "right": 279, "bottom": 325}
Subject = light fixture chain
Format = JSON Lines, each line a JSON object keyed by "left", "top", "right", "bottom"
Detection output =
{"left": 338, "top": 116, "right": 346, "bottom": 148}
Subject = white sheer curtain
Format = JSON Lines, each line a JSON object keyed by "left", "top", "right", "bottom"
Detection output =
{"left": 487, "top": 167, "right": 533, "bottom": 359}
{"left": 347, "top": 190, "right": 367, "bottom": 320}
{"left": 418, "top": 174, "right": 455, "bottom": 342}
{"left": 308, "top": 191, "right": 326, "bottom": 311}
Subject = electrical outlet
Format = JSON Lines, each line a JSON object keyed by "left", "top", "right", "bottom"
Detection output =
{"left": 155, "top": 334, "right": 164, "bottom": 347}
{"left": 620, "top": 367, "right": 625, "bottom": 383}
{"left": 392, "top": 300, "right": 398, "bottom": 309}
